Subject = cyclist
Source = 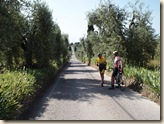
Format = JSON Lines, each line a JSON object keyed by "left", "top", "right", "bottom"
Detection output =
{"left": 109, "top": 51, "right": 123, "bottom": 90}
{"left": 96, "top": 53, "right": 107, "bottom": 87}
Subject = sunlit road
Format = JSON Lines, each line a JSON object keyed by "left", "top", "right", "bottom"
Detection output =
{"left": 27, "top": 53, "right": 160, "bottom": 120}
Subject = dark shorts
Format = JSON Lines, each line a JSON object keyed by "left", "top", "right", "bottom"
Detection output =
{"left": 99, "top": 64, "right": 106, "bottom": 73}
{"left": 112, "top": 68, "right": 119, "bottom": 77}
{"left": 112, "top": 67, "right": 124, "bottom": 77}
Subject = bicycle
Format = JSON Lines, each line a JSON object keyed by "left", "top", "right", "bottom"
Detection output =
{"left": 108, "top": 67, "right": 126, "bottom": 91}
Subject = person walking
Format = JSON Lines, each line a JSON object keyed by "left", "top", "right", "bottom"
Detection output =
{"left": 96, "top": 53, "right": 107, "bottom": 87}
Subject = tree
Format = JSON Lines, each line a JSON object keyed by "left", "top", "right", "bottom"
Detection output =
{"left": 0, "top": 0, "right": 31, "bottom": 68}
{"left": 32, "top": 1, "right": 55, "bottom": 67}
{"left": 0, "top": 0, "right": 70, "bottom": 69}
{"left": 85, "top": 0, "right": 158, "bottom": 67}
{"left": 124, "top": 1, "right": 158, "bottom": 66}
{"left": 61, "top": 34, "right": 69, "bottom": 62}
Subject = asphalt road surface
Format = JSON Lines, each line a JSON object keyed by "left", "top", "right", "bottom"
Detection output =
{"left": 28, "top": 54, "right": 160, "bottom": 120}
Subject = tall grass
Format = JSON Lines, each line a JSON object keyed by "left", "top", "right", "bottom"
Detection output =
{"left": 124, "top": 64, "right": 160, "bottom": 95}
{"left": 0, "top": 66, "right": 56, "bottom": 119}
{"left": 0, "top": 70, "right": 36, "bottom": 119}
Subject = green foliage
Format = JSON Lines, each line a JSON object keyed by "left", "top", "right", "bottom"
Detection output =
{"left": 0, "top": 0, "right": 70, "bottom": 69}
{"left": 78, "top": 0, "right": 159, "bottom": 68}
{"left": 0, "top": 70, "right": 37, "bottom": 119}
{"left": 32, "top": 2, "right": 56, "bottom": 67}
{"left": 147, "top": 59, "right": 160, "bottom": 70}
{"left": 0, "top": 65, "right": 58, "bottom": 119}
{"left": 87, "top": 0, "right": 126, "bottom": 52}
{"left": 60, "top": 34, "right": 69, "bottom": 62}
{"left": 0, "top": 0, "right": 70, "bottom": 119}
{"left": 146, "top": 37, "right": 160, "bottom": 70}
{"left": 0, "top": 0, "right": 30, "bottom": 68}
{"left": 124, "top": 1, "right": 158, "bottom": 66}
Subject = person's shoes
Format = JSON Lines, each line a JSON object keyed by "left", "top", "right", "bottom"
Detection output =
{"left": 108, "top": 87, "right": 115, "bottom": 90}
{"left": 116, "top": 84, "right": 120, "bottom": 88}
{"left": 121, "top": 82, "right": 124, "bottom": 85}
{"left": 100, "top": 82, "right": 104, "bottom": 87}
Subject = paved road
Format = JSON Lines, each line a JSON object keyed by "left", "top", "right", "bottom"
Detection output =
{"left": 28, "top": 54, "right": 160, "bottom": 120}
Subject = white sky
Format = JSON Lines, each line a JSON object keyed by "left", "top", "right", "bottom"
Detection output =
{"left": 43, "top": 0, "right": 160, "bottom": 43}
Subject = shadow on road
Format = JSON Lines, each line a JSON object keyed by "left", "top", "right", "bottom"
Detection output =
{"left": 27, "top": 61, "right": 149, "bottom": 120}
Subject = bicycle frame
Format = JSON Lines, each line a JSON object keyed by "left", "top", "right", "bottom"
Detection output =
{"left": 115, "top": 71, "right": 125, "bottom": 91}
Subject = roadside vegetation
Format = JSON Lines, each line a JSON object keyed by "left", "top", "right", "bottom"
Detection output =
{"left": 0, "top": 0, "right": 71, "bottom": 119}
{"left": 73, "top": 0, "right": 160, "bottom": 104}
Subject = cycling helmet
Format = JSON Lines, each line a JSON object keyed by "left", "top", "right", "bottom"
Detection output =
{"left": 113, "top": 51, "right": 118, "bottom": 56}
{"left": 97, "top": 53, "right": 102, "bottom": 57}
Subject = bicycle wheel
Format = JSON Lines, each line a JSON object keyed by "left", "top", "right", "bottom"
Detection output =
{"left": 119, "top": 75, "right": 126, "bottom": 91}
{"left": 115, "top": 75, "right": 121, "bottom": 88}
